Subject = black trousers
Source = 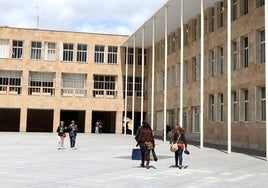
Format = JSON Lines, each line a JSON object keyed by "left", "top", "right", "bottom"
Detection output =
{"left": 69, "top": 136, "right": 76, "bottom": 148}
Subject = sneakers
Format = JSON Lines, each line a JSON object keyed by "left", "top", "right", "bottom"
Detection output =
{"left": 178, "top": 165, "right": 183, "bottom": 169}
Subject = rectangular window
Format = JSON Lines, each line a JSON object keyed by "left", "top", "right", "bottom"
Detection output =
{"left": 192, "top": 19, "right": 197, "bottom": 41}
{"left": 31, "top": 41, "right": 42, "bottom": 60}
{"left": 94, "top": 75, "right": 117, "bottom": 98}
{"left": 168, "top": 66, "right": 175, "bottom": 88}
{"left": 77, "top": 44, "right": 87, "bottom": 62}
{"left": 0, "top": 39, "right": 9, "bottom": 58}
{"left": 219, "top": 2, "right": 224, "bottom": 27}
{"left": 184, "top": 61, "right": 189, "bottom": 84}
{"left": 209, "top": 8, "right": 215, "bottom": 32}
{"left": 63, "top": 43, "right": 74, "bottom": 62}
{"left": 157, "top": 71, "right": 164, "bottom": 91}
{"left": 240, "top": 89, "right": 250, "bottom": 122}
{"left": 217, "top": 46, "right": 224, "bottom": 74}
{"left": 193, "top": 107, "right": 200, "bottom": 132}
{"left": 209, "top": 50, "right": 216, "bottom": 77}
{"left": 12, "top": 40, "right": 23, "bottom": 59}
{"left": 260, "top": 30, "right": 265, "bottom": 64}
{"left": 94, "top": 45, "right": 105, "bottom": 64}
{"left": 108, "top": 46, "right": 118, "bottom": 64}
{"left": 45, "top": 42, "right": 56, "bottom": 61}
{"left": 242, "top": 36, "right": 249, "bottom": 68}
{"left": 256, "top": 0, "right": 265, "bottom": 8}
{"left": 256, "top": 86, "right": 266, "bottom": 121}
{"left": 232, "top": 41, "right": 238, "bottom": 70}
{"left": 217, "top": 93, "right": 224, "bottom": 122}
{"left": 232, "top": 0, "right": 237, "bottom": 21}
{"left": 29, "top": 72, "right": 55, "bottom": 96}
{"left": 126, "top": 48, "right": 133, "bottom": 65}
{"left": 138, "top": 48, "right": 147, "bottom": 65}
{"left": 242, "top": 0, "right": 249, "bottom": 15}
{"left": 209, "top": 94, "right": 215, "bottom": 122}
{"left": 232, "top": 91, "right": 239, "bottom": 121}
{"left": 0, "top": 70, "right": 22, "bottom": 94}
{"left": 62, "top": 73, "right": 87, "bottom": 96}
{"left": 192, "top": 57, "right": 197, "bottom": 82}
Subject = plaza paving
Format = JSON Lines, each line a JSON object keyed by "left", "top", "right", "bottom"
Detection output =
{"left": 0, "top": 132, "right": 267, "bottom": 188}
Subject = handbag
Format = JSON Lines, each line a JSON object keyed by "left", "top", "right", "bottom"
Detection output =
{"left": 131, "top": 148, "right": 141, "bottom": 160}
{"left": 145, "top": 141, "right": 153, "bottom": 150}
{"left": 62, "top": 132, "right": 66, "bottom": 137}
{"left": 170, "top": 143, "right": 178, "bottom": 152}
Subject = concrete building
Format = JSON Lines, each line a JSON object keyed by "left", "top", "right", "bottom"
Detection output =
{"left": 0, "top": 0, "right": 267, "bottom": 153}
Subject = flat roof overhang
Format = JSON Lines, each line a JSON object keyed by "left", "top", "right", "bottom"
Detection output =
{"left": 123, "top": 0, "right": 220, "bottom": 48}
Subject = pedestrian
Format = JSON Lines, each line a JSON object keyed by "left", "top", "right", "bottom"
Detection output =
{"left": 136, "top": 121, "right": 155, "bottom": 169}
{"left": 99, "top": 120, "right": 103, "bottom": 133}
{"left": 56, "top": 121, "right": 67, "bottom": 150}
{"left": 170, "top": 124, "right": 187, "bottom": 169}
{"left": 95, "top": 120, "right": 99, "bottom": 133}
{"left": 68, "top": 120, "right": 78, "bottom": 149}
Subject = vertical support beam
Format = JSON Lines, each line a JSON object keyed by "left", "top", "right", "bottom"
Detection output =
{"left": 151, "top": 18, "right": 155, "bottom": 130}
{"left": 164, "top": 5, "right": 168, "bottom": 142}
{"left": 227, "top": 0, "right": 232, "bottom": 154}
{"left": 200, "top": 0, "right": 204, "bottom": 149}
{"left": 124, "top": 43, "right": 128, "bottom": 135}
{"left": 141, "top": 27, "right": 145, "bottom": 124}
{"left": 180, "top": 0, "right": 184, "bottom": 126}
{"left": 132, "top": 36, "right": 136, "bottom": 136}
{"left": 265, "top": 0, "right": 268, "bottom": 161}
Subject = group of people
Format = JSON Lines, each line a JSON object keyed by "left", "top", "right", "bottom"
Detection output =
{"left": 95, "top": 120, "right": 103, "bottom": 133}
{"left": 56, "top": 120, "right": 78, "bottom": 150}
{"left": 135, "top": 121, "right": 187, "bottom": 169}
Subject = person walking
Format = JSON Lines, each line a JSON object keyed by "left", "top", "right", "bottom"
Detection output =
{"left": 136, "top": 122, "right": 155, "bottom": 169}
{"left": 56, "top": 121, "right": 67, "bottom": 150}
{"left": 68, "top": 120, "right": 78, "bottom": 149}
{"left": 170, "top": 124, "right": 187, "bottom": 169}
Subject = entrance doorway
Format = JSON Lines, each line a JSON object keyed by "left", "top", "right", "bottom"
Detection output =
{"left": 60, "top": 110, "right": 85, "bottom": 133}
{"left": 0, "top": 108, "right": 20, "bottom": 131}
{"left": 26, "top": 109, "right": 53, "bottom": 132}
{"left": 92, "top": 111, "right": 116, "bottom": 133}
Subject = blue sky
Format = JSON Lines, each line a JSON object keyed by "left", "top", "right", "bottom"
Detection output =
{"left": 0, "top": 0, "right": 167, "bottom": 35}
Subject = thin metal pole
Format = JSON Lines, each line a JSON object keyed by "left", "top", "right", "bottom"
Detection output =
{"left": 265, "top": 0, "right": 268, "bottom": 161}
{"left": 200, "top": 0, "right": 204, "bottom": 149}
{"left": 227, "top": 0, "right": 232, "bottom": 154}
{"left": 163, "top": 5, "right": 168, "bottom": 142}
{"left": 132, "top": 36, "right": 136, "bottom": 136}
{"left": 141, "top": 27, "right": 145, "bottom": 124}
{"left": 124, "top": 44, "right": 129, "bottom": 135}
{"left": 151, "top": 18, "right": 155, "bottom": 130}
{"left": 180, "top": 0, "right": 184, "bottom": 126}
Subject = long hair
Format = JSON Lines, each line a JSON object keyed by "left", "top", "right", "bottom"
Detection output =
{"left": 172, "top": 124, "right": 185, "bottom": 136}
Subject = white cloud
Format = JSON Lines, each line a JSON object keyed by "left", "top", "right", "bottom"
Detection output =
{"left": 0, "top": 0, "right": 167, "bottom": 35}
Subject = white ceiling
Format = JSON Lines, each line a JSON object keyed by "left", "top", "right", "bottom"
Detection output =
{"left": 122, "top": 0, "right": 220, "bottom": 48}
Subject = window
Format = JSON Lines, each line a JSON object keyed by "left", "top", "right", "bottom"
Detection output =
{"left": 45, "top": 42, "right": 56, "bottom": 61}
{"left": 77, "top": 44, "right": 87, "bottom": 62}
{"left": 241, "top": 36, "right": 249, "bottom": 68}
{"left": 138, "top": 48, "right": 147, "bottom": 65}
{"left": 29, "top": 72, "right": 55, "bottom": 96}
{"left": 94, "top": 45, "right": 105, "bottom": 64}
{"left": 260, "top": 30, "right": 265, "bottom": 64}
{"left": 184, "top": 61, "right": 189, "bottom": 84}
{"left": 193, "top": 107, "right": 200, "bottom": 132}
{"left": 135, "top": 77, "right": 146, "bottom": 97}
{"left": 157, "top": 71, "right": 164, "bottom": 91}
{"left": 168, "top": 66, "right": 175, "bottom": 88}
{"left": 176, "top": 63, "right": 181, "bottom": 86}
{"left": 241, "top": 0, "right": 249, "bottom": 15}
{"left": 256, "top": 0, "right": 265, "bottom": 8}
{"left": 31, "top": 41, "right": 42, "bottom": 60}
{"left": 217, "top": 46, "right": 224, "bottom": 74}
{"left": 12, "top": 40, "right": 23, "bottom": 59}
{"left": 256, "top": 87, "right": 266, "bottom": 121}
{"left": 209, "top": 8, "right": 215, "bottom": 32}
{"left": 108, "top": 46, "right": 118, "bottom": 64}
{"left": 217, "top": 93, "right": 224, "bottom": 122}
{"left": 126, "top": 48, "right": 133, "bottom": 65}
{"left": 240, "top": 89, "right": 250, "bottom": 122}
{"left": 0, "top": 71, "right": 22, "bottom": 94}
{"left": 62, "top": 43, "right": 74, "bottom": 62}
{"left": 208, "top": 94, "right": 215, "bottom": 122}
{"left": 62, "top": 73, "right": 87, "bottom": 96}
{"left": 0, "top": 39, "right": 9, "bottom": 58}
{"left": 192, "top": 19, "right": 197, "bottom": 41}
{"left": 93, "top": 75, "right": 117, "bottom": 98}
{"left": 232, "top": 91, "right": 239, "bottom": 121}
{"left": 208, "top": 50, "right": 216, "bottom": 77}
{"left": 219, "top": 2, "right": 224, "bottom": 27}
{"left": 192, "top": 57, "right": 198, "bottom": 82}
{"left": 123, "top": 76, "right": 133, "bottom": 97}
{"left": 232, "top": 41, "right": 238, "bottom": 70}
{"left": 232, "top": 0, "right": 238, "bottom": 21}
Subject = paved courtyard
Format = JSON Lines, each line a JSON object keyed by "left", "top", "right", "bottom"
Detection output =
{"left": 0, "top": 132, "right": 267, "bottom": 188}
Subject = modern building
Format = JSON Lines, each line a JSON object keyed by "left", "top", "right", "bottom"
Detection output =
{"left": 0, "top": 0, "right": 267, "bottom": 153}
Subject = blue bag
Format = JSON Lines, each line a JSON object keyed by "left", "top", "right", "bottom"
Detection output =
{"left": 131, "top": 148, "right": 141, "bottom": 160}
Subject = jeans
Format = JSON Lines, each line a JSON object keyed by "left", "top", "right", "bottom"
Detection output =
{"left": 175, "top": 149, "right": 183, "bottom": 166}
{"left": 69, "top": 136, "right": 76, "bottom": 148}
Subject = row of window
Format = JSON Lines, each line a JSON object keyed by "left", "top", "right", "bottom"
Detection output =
{"left": 208, "top": 87, "right": 266, "bottom": 123}
{"left": 0, "top": 39, "right": 118, "bottom": 64}
{"left": 0, "top": 71, "right": 120, "bottom": 98}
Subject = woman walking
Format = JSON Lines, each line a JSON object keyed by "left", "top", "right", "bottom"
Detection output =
{"left": 56, "top": 121, "right": 67, "bottom": 150}
{"left": 170, "top": 124, "right": 187, "bottom": 169}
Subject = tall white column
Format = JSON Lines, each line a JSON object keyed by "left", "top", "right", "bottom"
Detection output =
{"left": 227, "top": 0, "right": 232, "bottom": 154}
{"left": 151, "top": 18, "right": 155, "bottom": 130}
{"left": 124, "top": 44, "right": 128, "bottom": 135}
{"left": 141, "top": 27, "right": 145, "bottom": 124}
{"left": 132, "top": 36, "right": 136, "bottom": 136}
{"left": 164, "top": 5, "right": 168, "bottom": 142}
{"left": 200, "top": 0, "right": 204, "bottom": 149}
{"left": 180, "top": 0, "right": 184, "bottom": 126}
{"left": 265, "top": 0, "right": 268, "bottom": 161}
